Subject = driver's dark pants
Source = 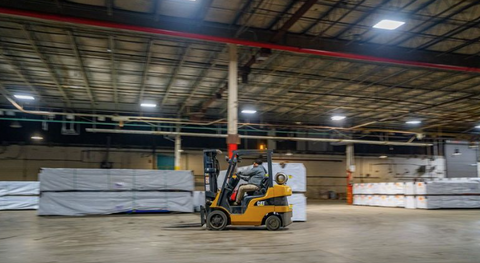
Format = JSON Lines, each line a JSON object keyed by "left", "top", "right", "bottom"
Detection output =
{"left": 236, "top": 184, "right": 259, "bottom": 204}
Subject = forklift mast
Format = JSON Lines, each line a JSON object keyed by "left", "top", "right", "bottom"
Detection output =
{"left": 202, "top": 149, "right": 221, "bottom": 207}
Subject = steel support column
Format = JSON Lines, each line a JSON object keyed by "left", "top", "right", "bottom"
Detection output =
{"left": 346, "top": 144, "right": 355, "bottom": 205}
{"left": 174, "top": 134, "right": 181, "bottom": 170}
{"left": 227, "top": 44, "right": 239, "bottom": 157}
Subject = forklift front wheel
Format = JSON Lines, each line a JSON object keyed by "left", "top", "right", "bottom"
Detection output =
{"left": 265, "top": 215, "right": 282, "bottom": 231}
{"left": 206, "top": 210, "right": 228, "bottom": 231}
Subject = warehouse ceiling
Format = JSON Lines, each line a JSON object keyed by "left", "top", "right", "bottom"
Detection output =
{"left": 0, "top": 0, "right": 479, "bottom": 138}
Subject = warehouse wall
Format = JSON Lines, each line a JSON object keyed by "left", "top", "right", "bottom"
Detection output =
{"left": 0, "top": 145, "right": 446, "bottom": 199}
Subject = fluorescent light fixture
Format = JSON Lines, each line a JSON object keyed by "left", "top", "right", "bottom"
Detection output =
{"left": 241, "top": 109, "right": 257, "bottom": 114}
{"left": 373, "top": 19, "right": 405, "bottom": 30}
{"left": 331, "top": 115, "right": 346, "bottom": 121}
{"left": 14, "top": 95, "right": 35, "bottom": 100}
{"left": 406, "top": 120, "right": 421, "bottom": 124}
{"left": 475, "top": 125, "right": 480, "bottom": 129}
{"left": 379, "top": 155, "right": 388, "bottom": 159}
{"left": 31, "top": 136, "right": 43, "bottom": 140}
{"left": 141, "top": 103, "right": 157, "bottom": 108}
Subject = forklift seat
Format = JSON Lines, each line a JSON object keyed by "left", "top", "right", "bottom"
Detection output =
{"left": 243, "top": 177, "right": 269, "bottom": 206}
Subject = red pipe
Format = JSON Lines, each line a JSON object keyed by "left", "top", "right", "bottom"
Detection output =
{"left": 227, "top": 143, "right": 237, "bottom": 159}
{"left": 1, "top": 7, "right": 479, "bottom": 73}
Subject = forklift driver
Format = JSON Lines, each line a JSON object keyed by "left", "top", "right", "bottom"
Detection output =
{"left": 233, "top": 159, "right": 267, "bottom": 206}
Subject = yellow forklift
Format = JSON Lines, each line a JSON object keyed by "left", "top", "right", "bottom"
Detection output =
{"left": 200, "top": 149, "right": 292, "bottom": 231}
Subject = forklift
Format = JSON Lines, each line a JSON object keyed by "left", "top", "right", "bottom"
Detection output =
{"left": 200, "top": 149, "right": 292, "bottom": 231}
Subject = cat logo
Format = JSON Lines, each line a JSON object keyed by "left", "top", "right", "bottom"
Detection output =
{"left": 257, "top": 201, "right": 265, "bottom": 206}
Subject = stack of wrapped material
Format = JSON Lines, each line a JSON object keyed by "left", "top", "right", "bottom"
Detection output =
{"left": 38, "top": 168, "right": 194, "bottom": 216}
{"left": 0, "top": 181, "right": 39, "bottom": 210}
{"left": 353, "top": 182, "right": 406, "bottom": 208}
{"left": 354, "top": 178, "right": 480, "bottom": 209}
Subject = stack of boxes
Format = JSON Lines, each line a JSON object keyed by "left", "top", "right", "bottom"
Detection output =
{"left": 0, "top": 181, "right": 39, "bottom": 210}
{"left": 354, "top": 178, "right": 480, "bottom": 209}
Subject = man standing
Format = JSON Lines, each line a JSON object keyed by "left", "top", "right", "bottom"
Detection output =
{"left": 234, "top": 159, "right": 267, "bottom": 205}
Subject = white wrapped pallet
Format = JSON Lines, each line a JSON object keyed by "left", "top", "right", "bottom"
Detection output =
{"left": 40, "top": 168, "right": 194, "bottom": 192}
{"left": 414, "top": 195, "right": 480, "bottom": 209}
{"left": 193, "top": 191, "right": 205, "bottom": 212}
{"left": 0, "top": 196, "right": 39, "bottom": 210}
{"left": 385, "top": 182, "right": 405, "bottom": 195}
{"left": 365, "top": 183, "right": 380, "bottom": 195}
{"left": 288, "top": 193, "right": 306, "bottom": 222}
{"left": 0, "top": 181, "right": 40, "bottom": 196}
{"left": 353, "top": 183, "right": 365, "bottom": 195}
{"left": 405, "top": 196, "right": 417, "bottom": 209}
{"left": 353, "top": 195, "right": 363, "bottom": 205}
{"left": 405, "top": 182, "right": 416, "bottom": 195}
{"left": 372, "top": 195, "right": 381, "bottom": 206}
{"left": 415, "top": 181, "right": 480, "bottom": 195}
{"left": 365, "top": 195, "right": 374, "bottom": 206}
{"left": 38, "top": 191, "right": 193, "bottom": 216}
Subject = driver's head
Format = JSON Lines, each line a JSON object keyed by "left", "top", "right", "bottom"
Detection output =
{"left": 253, "top": 159, "right": 263, "bottom": 167}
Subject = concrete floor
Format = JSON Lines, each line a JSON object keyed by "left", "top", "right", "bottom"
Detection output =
{"left": 1, "top": 202, "right": 480, "bottom": 263}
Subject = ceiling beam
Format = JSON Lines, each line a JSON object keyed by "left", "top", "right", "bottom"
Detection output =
{"left": 0, "top": 5, "right": 478, "bottom": 72}
{"left": 0, "top": 47, "right": 43, "bottom": 99}
{"left": 138, "top": 39, "right": 154, "bottom": 102}
{"left": 108, "top": 36, "right": 118, "bottom": 108}
{"left": 162, "top": 45, "right": 191, "bottom": 105}
{"left": 66, "top": 30, "right": 95, "bottom": 106}
{"left": 21, "top": 25, "right": 71, "bottom": 107}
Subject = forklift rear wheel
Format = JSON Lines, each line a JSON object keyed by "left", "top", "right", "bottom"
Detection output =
{"left": 265, "top": 215, "right": 281, "bottom": 231}
{"left": 207, "top": 210, "right": 228, "bottom": 231}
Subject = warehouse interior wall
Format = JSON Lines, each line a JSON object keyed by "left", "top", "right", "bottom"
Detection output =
{"left": 0, "top": 145, "right": 447, "bottom": 199}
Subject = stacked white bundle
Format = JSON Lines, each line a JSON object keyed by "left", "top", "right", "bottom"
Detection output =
{"left": 414, "top": 181, "right": 480, "bottom": 195}
{"left": 193, "top": 191, "right": 205, "bottom": 212}
{"left": 0, "top": 181, "right": 40, "bottom": 210}
{"left": 0, "top": 181, "right": 40, "bottom": 196}
{"left": 38, "top": 192, "right": 193, "bottom": 216}
{"left": 353, "top": 182, "right": 405, "bottom": 195}
{"left": 409, "top": 195, "right": 480, "bottom": 209}
{"left": 288, "top": 193, "right": 307, "bottom": 221}
{"left": 38, "top": 168, "right": 194, "bottom": 215}
{"left": 40, "top": 168, "right": 194, "bottom": 192}
{"left": 356, "top": 179, "right": 480, "bottom": 209}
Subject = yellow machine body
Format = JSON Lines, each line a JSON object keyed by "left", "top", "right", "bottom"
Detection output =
{"left": 210, "top": 184, "right": 292, "bottom": 225}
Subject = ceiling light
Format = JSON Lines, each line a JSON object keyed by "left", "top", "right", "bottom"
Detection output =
{"left": 31, "top": 136, "right": 43, "bottom": 140}
{"left": 241, "top": 109, "right": 256, "bottom": 114}
{"left": 379, "top": 155, "right": 388, "bottom": 159}
{"left": 331, "top": 115, "right": 346, "bottom": 121}
{"left": 14, "top": 95, "right": 35, "bottom": 100}
{"left": 406, "top": 120, "right": 421, "bottom": 124}
{"left": 141, "top": 103, "right": 157, "bottom": 108}
{"left": 373, "top": 19, "right": 405, "bottom": 30}
{"left": 475, "top": 125, "right": 480, "bottom": 129}
{"left": 10, "top": 121, "right": 22, "bottom": 128}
